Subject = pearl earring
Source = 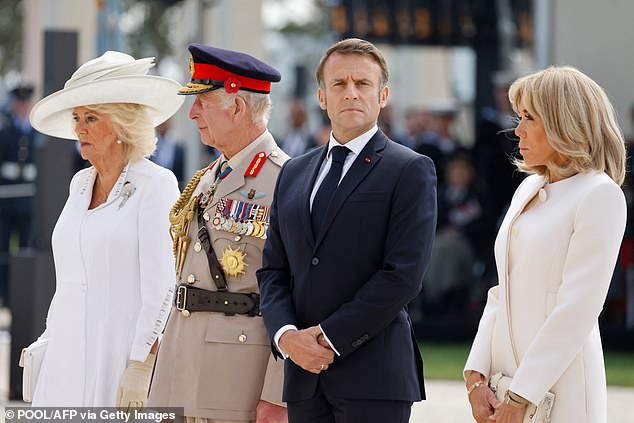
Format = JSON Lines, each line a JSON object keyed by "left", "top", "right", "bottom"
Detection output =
{"left": 116, "top": 139, "right": 123, "bottom": 145}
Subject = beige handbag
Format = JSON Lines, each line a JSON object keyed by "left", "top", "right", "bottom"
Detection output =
{"left": 19, "top": 338, "right": 48, "bottom": 402}
{"left": 488, "top": 372, "right": 555, "bottom": 423}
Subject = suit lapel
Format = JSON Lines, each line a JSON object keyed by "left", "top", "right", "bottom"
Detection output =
{"left": 299, "top": 146, "right": 328, "bottom": 246}
{"left": 313, "top": 131, "right": 387, "bottom": 251}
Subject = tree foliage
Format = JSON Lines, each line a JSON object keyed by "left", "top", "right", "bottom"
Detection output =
{"left": 124, "top": 0, "right": 175, "bottom": 62}
{"left": 0, "top": 0, "right": 23, "bottom": 74}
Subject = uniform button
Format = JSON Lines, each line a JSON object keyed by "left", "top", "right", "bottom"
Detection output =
{"left": 311, "top": 257, "right": 319, "bottom": 265}
{"left": 538, "top": 188, "right": 548, "bottom": 202}
{"left": 238, "top": 333, "right": 247, "bottom": 343}
{"left": 270, "top": 151, "right": 279, "bottom": 158}
{"left": 203, "top": 212, "right": 210, "bottom": 221}
{"left": 194, "top": 241, "right": 202, "bottom": 252}
{"left": 187, "top": 274, "right": 196, "bottom": 284}
{"left": 181, "top": 310, "right": 191, "bottom": 317}
{"left": 234, "top": 235, "right": 241, "bottom": 242}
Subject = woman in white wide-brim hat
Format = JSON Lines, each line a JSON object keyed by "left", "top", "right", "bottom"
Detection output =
{"left": 26, "top": 51, "right": 184, "bottom": 407}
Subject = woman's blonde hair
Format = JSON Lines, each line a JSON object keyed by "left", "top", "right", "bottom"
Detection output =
{"left": 84, "top": 103, "right": 156, "bottom": 161}
{"left": 509, "top": 66, "right": 626, "bottom": 185}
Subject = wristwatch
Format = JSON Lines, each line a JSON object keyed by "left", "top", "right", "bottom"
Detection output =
{"left": 504, "top": 390, "right": 530, "bottom": 408}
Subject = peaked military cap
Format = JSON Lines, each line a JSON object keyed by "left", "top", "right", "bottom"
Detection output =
{"left": 10, "top": 84, "right": 34, "bottom": 101}
{"left": 179, "top": 43, "right": 281, "bottom": 95}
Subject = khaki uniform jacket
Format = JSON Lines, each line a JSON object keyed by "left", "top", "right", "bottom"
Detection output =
{"left": 149, "top": 132, "right": 288, "bottom": 421}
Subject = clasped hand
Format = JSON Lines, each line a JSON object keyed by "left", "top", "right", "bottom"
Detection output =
{"left": 467, "top": 377, "right": 525, "bottom": 423}
{"left": 279, "top": 326, "right": 335, "bottom": 374}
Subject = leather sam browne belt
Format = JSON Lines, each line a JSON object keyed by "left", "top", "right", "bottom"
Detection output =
{"left": 176, "top": 284, "right": 261, "bottom": 316}
{"left": 175, "top": 205, "right": 260, "bottom": 317}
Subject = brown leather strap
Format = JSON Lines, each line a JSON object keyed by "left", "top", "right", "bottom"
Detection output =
{"left": 197, "top": 204, "right": 228, "bottom": 291}
{"left": 175, "top": 284, "right": 260, "bottom": 316}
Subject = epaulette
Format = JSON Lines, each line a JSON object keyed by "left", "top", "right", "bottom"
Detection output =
{"left": 267, "top": 148, "right": 290, "bottom": 167}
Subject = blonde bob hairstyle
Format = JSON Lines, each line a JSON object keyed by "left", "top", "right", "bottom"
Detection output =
{"left": 83, "top": 103, "right": 156, "bottom": 162}
{"left": 509, "top": 66, "right": 626, "bottom": 185}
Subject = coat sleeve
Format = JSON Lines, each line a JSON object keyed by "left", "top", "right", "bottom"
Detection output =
{"left": 510, "top": 181, "right": 626, "bottom": 404}
{"left": 259, "top": 353, "right": 286, "bottom": 406}
{"left": 463, "top": 285, "right": 499, "bottom": 379}
{"left": 257, "top": 162, "right": 297, "bottom": 346}
{"left": 320, "top": 155, "right": 437, "bottom": 358}
{"left": 129, "top": 169, "right": 180, "bottom": 361}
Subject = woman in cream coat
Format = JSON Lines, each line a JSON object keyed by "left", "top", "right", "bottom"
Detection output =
{"left": 27, "top": 51, "right": 184, "bottom": 407}
{"left": 464, "top": 66, "right": 626, "bottom": 423}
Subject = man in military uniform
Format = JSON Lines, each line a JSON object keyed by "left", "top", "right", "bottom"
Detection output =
{"left": 0, "top": 83, "right": 37, "bottom": 306}
{"left": 148, "top": 44, "right": 288, "bottom": 423}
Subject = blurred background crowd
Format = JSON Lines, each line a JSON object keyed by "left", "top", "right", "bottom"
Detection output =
{"left": 1, "top": 0, "right": 634, "bottom": 399}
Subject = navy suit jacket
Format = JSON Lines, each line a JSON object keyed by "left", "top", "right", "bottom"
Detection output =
{"left": 257, "top": 130, "right": 437, "bottom": 402}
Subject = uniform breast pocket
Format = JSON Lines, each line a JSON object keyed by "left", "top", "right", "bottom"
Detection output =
{"left": 198, "top": 314, "right": 271, "bottom": 412}
{"left": 212, "top": 234, "right": 263, "bottom": 291}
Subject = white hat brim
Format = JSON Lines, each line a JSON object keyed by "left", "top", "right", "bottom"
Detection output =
{"left": 30, "top": 75, "right": 185, "bottom": 140}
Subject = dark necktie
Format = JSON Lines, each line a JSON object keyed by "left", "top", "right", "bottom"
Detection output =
{"left": 311, "top": 146, "right": 350, "bottom": 235}
{"left": 217, "top": 160, "right": 231, "bottom": 181}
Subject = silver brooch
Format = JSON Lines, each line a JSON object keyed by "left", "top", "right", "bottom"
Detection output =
{"left": 119, "top": 181, "right": 136, "bottom": 210}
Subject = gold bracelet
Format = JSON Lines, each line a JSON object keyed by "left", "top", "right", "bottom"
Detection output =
{"left": 467, "top": 380, "right": 486, "bottom": 398}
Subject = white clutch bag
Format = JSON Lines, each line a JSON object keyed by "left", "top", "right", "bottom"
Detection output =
{"left": 489, "top": 372, "right": 555, "bottom": 423}
{"left": 19, "top": 338, "right": 48, "bottom": 402}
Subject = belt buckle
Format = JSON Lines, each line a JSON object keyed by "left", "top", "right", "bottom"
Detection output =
{"left": 176, "top": 285, "right": 191, "bottom": 317}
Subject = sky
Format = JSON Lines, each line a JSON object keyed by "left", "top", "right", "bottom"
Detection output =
{"left": 262, "top": 0, "right": 320, "bottom": 30}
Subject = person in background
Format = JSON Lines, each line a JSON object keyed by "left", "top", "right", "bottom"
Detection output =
{"left": 257, "top": 37, "right": 436, "bottom": 423}
{"left": 282, "top": 99, "right": 317, "bottom": 158}
{"left": 421, "top": 152, "right": 484, "bottom": 316}
{"left": 151, "top": 117, "right": 186, "bottom": 188}
{"left": 472, "top": 71, "right": 525, "bottom": 287}
{"left": 416, "top": 101, "right": 466, "bottom": 187}
{"left": 148, "top": 43, "right": 288, "bottom": 423}
{"left": 393, "top": 107, "right": 428, "bottom": 150}
{"left": 464, "top": 66, "right": 626, "bottom": 423}
{"left": 27, "top": 51, "right": 183, "bottom": 407}
{"left": 0, "top": 83, "right": 37, "bottom": 306}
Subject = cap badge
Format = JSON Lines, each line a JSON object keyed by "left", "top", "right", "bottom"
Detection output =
{"left": 188, "top": 55, "right": 195, "bottom": 78}
{"left": 224, "top": 76, "right": 241, "bottom": 94}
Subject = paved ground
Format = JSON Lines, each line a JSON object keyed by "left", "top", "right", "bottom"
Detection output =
{"left": 411, "top": 379, "right": 634, "bottom": 422}
{"left": 2, "top": 380, "right": 633, "bottom": 422}
{"left": 1, "top": 306, "right": 633, "bottom": 422}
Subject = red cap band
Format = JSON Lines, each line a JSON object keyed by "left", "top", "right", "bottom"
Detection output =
{"left": 192, "top": 63, "right": 272, "bottom": 93}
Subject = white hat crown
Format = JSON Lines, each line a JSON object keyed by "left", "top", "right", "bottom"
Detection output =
{"left": 65, "top": 51, "right": 155, "bottom": 89}
{"left": 30, "top": 50, "right": 184, "bottom": 140}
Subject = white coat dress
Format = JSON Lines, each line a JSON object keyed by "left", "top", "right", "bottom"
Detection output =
{"left": 465, "top": 171, "right": 626, "bottom": 423}
{"left": 32, "top": 158, "right": 179, "bottom": 406}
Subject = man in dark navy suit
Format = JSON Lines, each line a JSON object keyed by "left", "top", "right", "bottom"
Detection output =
{"left": 257, "top": 38, "right": 437, "bottom": 422}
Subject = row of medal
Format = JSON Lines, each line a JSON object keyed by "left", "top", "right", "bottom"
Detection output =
{"left": 209, "top": 198, "right": 270, "bottom": 239}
